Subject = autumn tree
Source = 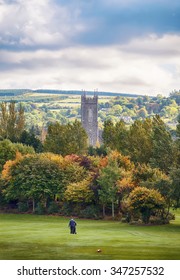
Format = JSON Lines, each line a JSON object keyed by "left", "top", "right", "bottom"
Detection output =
{"left": 64, "top": 178, "right": 94, "bottom": 204}
{"left": 128, "top": 187, "right": 166, "bottom": 224}
{"left": 60, "top": 157, "right": 87, "bottom": 190}
{"left": 2, "top": 153, "right": 65, "bottom": 212}
{"left": 133, "top": 163, "right": 174, "bottom": 212}
{"left": 116, "top": 170, "right": 136, "bottom": 213}
{"left": 0, "top": 139, "right": 34, "bottom": 172}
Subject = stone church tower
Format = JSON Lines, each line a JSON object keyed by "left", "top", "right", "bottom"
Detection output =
{"left": 81, "top": 94, "right": 98, "bottom": 146}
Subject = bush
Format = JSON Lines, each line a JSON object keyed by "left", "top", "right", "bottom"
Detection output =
{"left": 60, "top": 202, "right": 73, "bottom": 216}
{"left": 129, "top": 219, "right": 143, "bottom": 225}
{"left": 18, "top": 202, "right": 29, "bottom": 213}
{"left": 165, "top": 211, "right": 175, "bottom": 221}
{"left": 149, "top": 211, "right": 175, "bottom": 225}
{"left": 34, "top": 202, "right": 46, "bottom": 215}
{"left": 79, "top": 205, "right": 100, "bottom": 219}
{"left": 47, "top": 202, "right": 59, "bottom": 214}
{"left": 149, "top": 216, "right": 168, "bottom": 225}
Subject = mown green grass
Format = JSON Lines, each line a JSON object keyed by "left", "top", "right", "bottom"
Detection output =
{"left": 0, "top": 210, "right": 180, "bottom": 260}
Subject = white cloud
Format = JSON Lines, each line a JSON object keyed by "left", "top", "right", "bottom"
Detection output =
{"left": 121, "top": 34, "right": 180, "bottom": 58}
{"left": 0, "top": 33, "right": 180, "bottom": 95}
{"left": 0, "top": 1, "right": 179, "bottom": 96}
{"left": 0, "top": 0, "right": 86, "bottom": 47}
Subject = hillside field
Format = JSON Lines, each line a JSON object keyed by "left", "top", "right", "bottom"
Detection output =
{"left": 0, "top": 210, "right": 180, "bottom": 260}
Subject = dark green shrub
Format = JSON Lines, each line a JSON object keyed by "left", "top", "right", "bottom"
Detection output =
{"left": 34, "top": 202, "right": 46, "bottom": 215}
{"left": 79, "top": 205, "right": 100, "bottom": 219}
{"left": 47, "top": 202, "right": 59, "bottom": 214}
{"left": 18, "top": 202, "right": 29, "bottom": 212}
{"left": 60, "top": 202, "right": 73, "bottom": 216}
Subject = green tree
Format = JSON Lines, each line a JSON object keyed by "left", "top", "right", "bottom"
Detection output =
{"left": 170, "top": 168, "right": 180, "bottom": 208}
{"left": 0, "top": 102, "right": 25, "bottom": 142}
{"left": 175, "top": 115, "right": 180, "bottom": 166}
{"left": 150, "top": 115, "right": 174, "bottom": 173}
{"left": 134, "top": 163, "right": 174, "bottom": 213}
{"left": 137, "top": 108, "right": 148, "bottom": 118}
{"left": 19, "top": 130, "right": 43, "bottom": 152}
{"left": 128, "top": 119, "right": 153, "bottom": 164}
{"left": 114, "top": 120, "right": 129, "bottom": 155}
{"left": 2, "top": 153, "right": 64, "bottom": 212}
{"left": 170, "top": 90, "right": 180, "bottom": 106}
{"left": 68, "top": 120, "right": 88, "bottom": 155}
{"left": 97, "top": 156, "right": 120, "bottom": 218}
{"left": 166, "top": 106, "right": 178, "bottom": 117}
{"left": 61, "top": 158, "right": 87, "bottom": 188}
{"left": 102, "top": 120, "right": 116, "bottom": 149}
{"left": 109, "top": 104, "right": 123, "bottom": 116}
{"left": 44, "top": 120, "right": 88, "bottom": 156}
{"left": 0, "top": 139, "right": 34, "bottom": 172}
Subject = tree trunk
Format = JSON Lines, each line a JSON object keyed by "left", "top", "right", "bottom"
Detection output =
{"left": 103, "top": 204, "right": 105, "bottom": 217}
{"left": 44, "top": 198, "right": 47, "bottom": 208}
{"left": 32, "top": 199, "right": 35, "bottom": 213}
{"left": 112, "top": 201, "right": 115, "bottom": 218}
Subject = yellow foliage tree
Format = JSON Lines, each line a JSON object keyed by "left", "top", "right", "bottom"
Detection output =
{"left": 2, "top": 151, "right": 23, "bottom": 180}
{"left": 64, "top": 178, "right": 94, "bottom": 203}
{"left": 108, "top": 150, "right": 134, "bottom": 171}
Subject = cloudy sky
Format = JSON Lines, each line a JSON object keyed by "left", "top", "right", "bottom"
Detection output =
{"left": 0, "top": 0, "right": 180, "bottom": 96}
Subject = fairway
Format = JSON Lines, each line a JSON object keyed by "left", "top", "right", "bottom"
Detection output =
{"left": 0, "top": 211, "right": 180, "bottom": 260}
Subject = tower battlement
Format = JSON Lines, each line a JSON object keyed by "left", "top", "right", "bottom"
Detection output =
{"left": 81, "top": 94, "right": 98, "bottom": 104}
{"left": 81, "top": 94, "right": 98, "bottom": 146}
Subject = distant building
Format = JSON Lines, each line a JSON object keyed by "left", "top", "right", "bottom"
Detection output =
{"left": 81, "top": 94, "right": 98, "bottom": 146}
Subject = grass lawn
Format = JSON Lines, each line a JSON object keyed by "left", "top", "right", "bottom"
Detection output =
{"left": 0, "top": 210, "right": 180, "bottom": 260}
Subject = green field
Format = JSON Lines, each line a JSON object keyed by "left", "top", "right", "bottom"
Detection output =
{"left": 0, "top": 210, "right": 180, "bottom": 260}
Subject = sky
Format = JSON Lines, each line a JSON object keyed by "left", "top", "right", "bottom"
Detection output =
{"left": 0, "top": 0, "right": 180, "bottom": 96}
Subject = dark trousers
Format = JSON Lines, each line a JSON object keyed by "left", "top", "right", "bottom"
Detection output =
{"left": 70, "top": 226, "right": 76, "bottom": 234}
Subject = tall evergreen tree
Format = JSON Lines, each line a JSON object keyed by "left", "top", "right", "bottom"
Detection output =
{"left": 114, "top": 120, "right": 129, "bottom": 155}
{"left": 19, "top": 130, "right": 43, "bottom": 152}
{"left": 128, "top": 119, "right": 153, "bottom": 164}
{"left": 102, "top": 120, "right": 116, "bottom": 149}
{"left": 150, "top": 115, "right": 174, "bottom": 173}
{"left": 44, "top": 120, "right": 88, "bottom": 156}
{"left": 0, "top": 102, "right": 25, "bottom": 142}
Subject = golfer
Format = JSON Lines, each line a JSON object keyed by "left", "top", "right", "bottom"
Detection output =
{"left": 69, "top": 218, "right": 77, "bottom": 234}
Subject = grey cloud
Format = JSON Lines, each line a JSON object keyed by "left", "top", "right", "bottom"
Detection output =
{"left": 1, "top": 0, "right": 180, "bottom": 51}
{"left": 0, "top": 0, "right": 86, "bottom": 50}
{"left": 119, "top": 34, "right": 180, "bottom": 59}
{"left": 119, "top": 77, "right": 151, "bottom": 87}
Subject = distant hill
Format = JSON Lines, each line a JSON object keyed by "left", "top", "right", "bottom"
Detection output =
{"left": 33, "top": 89, "right": 144, "bottom": 98}
{"left": 0, "top": 89, "right": 32, "bottom": 96}
{"left": 0, "top": 89, "right": 144, "bottom": 98}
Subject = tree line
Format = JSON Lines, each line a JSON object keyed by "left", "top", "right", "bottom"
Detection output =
{"left": 1, "top": 90, "right": 179, "bottom": 132}
{"left": 0, "top": 101, "right": 179, "bottom": 224}
{"left": 102, "top": 115, "right": 176, "bottom": 173}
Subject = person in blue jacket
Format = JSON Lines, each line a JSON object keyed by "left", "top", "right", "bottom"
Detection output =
{"left": 69, "top": 218, "right": 77, "bottom": 234}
